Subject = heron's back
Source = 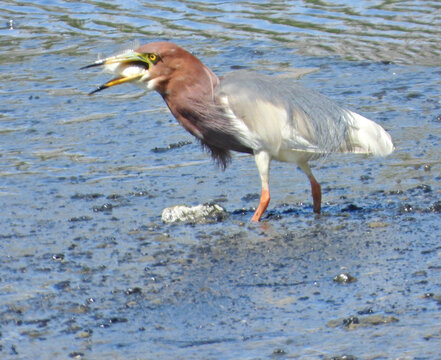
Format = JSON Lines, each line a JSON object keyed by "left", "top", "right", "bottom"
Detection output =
{"left": 217, "top": 71, "right": 393, "bottom": 158}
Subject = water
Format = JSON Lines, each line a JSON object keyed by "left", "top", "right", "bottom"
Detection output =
{"left": 1, "top": 1, "right": 441, "bottom": 359}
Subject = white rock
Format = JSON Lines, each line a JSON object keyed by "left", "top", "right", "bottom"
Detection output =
{"left": 161, "top": 203, "right": 227, "bottom": 224}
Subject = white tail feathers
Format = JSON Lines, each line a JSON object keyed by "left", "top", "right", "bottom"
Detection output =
{"left": 345, "top": 110, "right": 394, "bottom": 156}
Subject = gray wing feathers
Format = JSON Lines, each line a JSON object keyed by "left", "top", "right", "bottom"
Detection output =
{"left": 217, "top": 71, "right": 392, "bottom": 155}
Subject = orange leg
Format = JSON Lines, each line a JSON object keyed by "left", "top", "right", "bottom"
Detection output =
{"left": 251, "top": 151, "right": 271, "bottom": 222}
{"left": 308, "top": 175, "right": 322, "bottom": 213}
{"left": 251, "top": 186, "right": 270, "bottom": 222}
{"left": 300, "top": 162, "right": 322, "bottom": 214}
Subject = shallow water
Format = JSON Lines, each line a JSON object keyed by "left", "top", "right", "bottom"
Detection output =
{"left": 1, "top": 1, "right": 441, "bottom": 359}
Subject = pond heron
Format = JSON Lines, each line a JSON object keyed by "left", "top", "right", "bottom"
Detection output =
{"left": 82, "top": 42, "right": 394, "bottom": 222}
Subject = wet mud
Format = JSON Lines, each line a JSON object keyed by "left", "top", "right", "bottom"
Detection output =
{"left": 1, "top": 181, "right": 440, "bottom": 359}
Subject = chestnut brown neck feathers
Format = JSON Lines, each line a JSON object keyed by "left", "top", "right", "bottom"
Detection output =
{"left": 138, "top": 42, "right": 252, "bottom": 168}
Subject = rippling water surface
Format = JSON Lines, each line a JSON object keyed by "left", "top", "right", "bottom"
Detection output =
{"left": 1, "top": 1, "right": 441, "bottom": 359}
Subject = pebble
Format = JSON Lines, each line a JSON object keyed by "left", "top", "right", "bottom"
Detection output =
{"left": 333, "top": 273, "right": 357, "bottom": 284}
{"left": 327, "top": 314, "right": 399, "bottom": 329}
{"left": 161, "top": 203, "right": 228, "bottom": 224}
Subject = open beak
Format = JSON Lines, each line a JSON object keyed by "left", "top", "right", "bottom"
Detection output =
{"left": 81, "top": 51, "right": 151, "bottom": 95}
{"left": 85, "top": 74, "right": 144, "bottom": 95}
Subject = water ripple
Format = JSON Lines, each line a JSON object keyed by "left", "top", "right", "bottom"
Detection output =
{"left": 1, "top": 0, "right": 440, "bottom": 65}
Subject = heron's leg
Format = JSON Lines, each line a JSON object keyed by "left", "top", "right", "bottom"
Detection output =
{"left": 309, "top": 175, "right": 322, "bottom": 214}
{"left": 251, "top": 151, "right": 271, "bottom": 222}
{"left": 299, "top": 162, "right": 321, "bottom": 214}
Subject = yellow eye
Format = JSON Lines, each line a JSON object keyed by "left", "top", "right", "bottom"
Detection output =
{"left": 148, "top": 54, "right": 157, "bottom": 62}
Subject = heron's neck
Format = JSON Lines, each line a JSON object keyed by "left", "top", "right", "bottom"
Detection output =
{"left": 162, "top": 65, "right": 220, "bottom": 139}
{"left": 160, "top": 64, "right": 253, "bottom": 166}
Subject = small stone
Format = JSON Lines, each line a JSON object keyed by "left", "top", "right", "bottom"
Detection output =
{"left": 333, "top": 273, "right": 357, "bottom": 284}
{"left": 69, "top": 352, "right": 84, "bottom": 359}
{"left": 93, "top": 203, "right": 113, "bottom": 212}
{"left": 327, "top": 314, "right": 398, "bottom": 330}
{"left": 161, "top": 203, "right": 228, "bottom": 224}
{"left": 429, "top": 201, "right": 441, "bottom": 213}
{"left": 343, "top": 316, "right": 360, "bottom": 327}
{"left": 273, "top": 348, "right": 286, "bottom": 356}
{"left": 132, "top": 190, "right": 152, "bottom": 197}
{"left": 52, "top": 253, "right": 65, "bottom": 261}
{"left": 422, "top": 293, "right": 441, "bottom": 304}
{"left": 125, "top": 287, "right": 142, "bottom": 295}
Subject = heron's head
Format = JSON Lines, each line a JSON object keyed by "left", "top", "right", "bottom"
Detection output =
{"left": 82, "top": 42, "right": 210, "bottom": 97}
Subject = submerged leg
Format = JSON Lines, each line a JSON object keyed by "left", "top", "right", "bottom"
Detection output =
{"left": 299, "top": 162, "right": 322, "bottom": 214}
{"left": 309, "top": 175, "right": 322, "bottom": 213}
{"left": 251, "top": 151, "right": 271, "bottom": 222}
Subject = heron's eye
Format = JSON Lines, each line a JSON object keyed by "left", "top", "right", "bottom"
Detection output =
{"left": 148, "top": 53, "right": 159, "bottom": 63}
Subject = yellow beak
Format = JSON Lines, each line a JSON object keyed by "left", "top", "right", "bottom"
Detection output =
{"left": 81, "top": 51, "right": 152, "bottom": 95}
{"left": 87, "top": 74, "right": 144, "bottom": 95}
